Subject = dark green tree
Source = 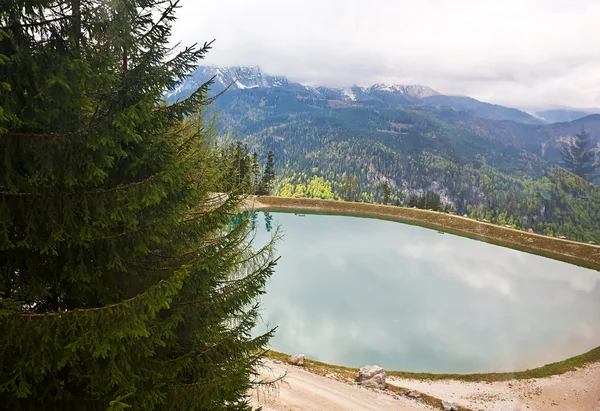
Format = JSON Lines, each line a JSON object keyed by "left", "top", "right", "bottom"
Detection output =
{"left": 339, "top": 172, "right": 358, "bottom": 201}
{"left": 251, "top": 152, "right": 261, "bottom": 193}
{"left": 220, "top": 141, "right": 253, "bottom": 193}
{"left": 381, "top": 181, "right": 391, "bottom": 204}
{"left": 257, "top": 150, "right": 275, "bottom": 195}
{"left": 0, "top": 1, "right": 276, "bottom": 410}
{"left": 560, "top": 128, "right": 598, "bottom": 181}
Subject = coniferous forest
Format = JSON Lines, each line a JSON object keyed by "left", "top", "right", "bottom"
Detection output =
{"left": 183, "top": 75, "right": 600, "bottom": 243}
{"left": 0, "top": 1, "right": 277, "bottom": 410}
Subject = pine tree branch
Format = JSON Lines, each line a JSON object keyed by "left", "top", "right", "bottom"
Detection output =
{"left": 0, "top": 173, "right": 161, "bottom": 197}
{"left": 0, "top": 15, "right": 70, "bottom": 30}
{"left": 18, "top": 289, "right": 144, "bottom": 317}
{"left": 201, "top": 76, "right": 238, "bottom": 106}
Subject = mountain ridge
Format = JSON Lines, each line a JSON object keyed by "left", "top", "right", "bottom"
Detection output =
{"left": 168, "top": 65, "right": 597, "bottom": 125}
{"left": 168, "top": 65, "right": 546, "bottom": 124}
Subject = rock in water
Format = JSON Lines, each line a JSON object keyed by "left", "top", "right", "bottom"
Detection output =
{"left": 442, "top": 400, "right": 459, "bottom": 411}
{"left": 288, "top": 354, "right": 305, "bottom": 366}
{"left": 356, "top": 365, "right": 386, "bottom": 389}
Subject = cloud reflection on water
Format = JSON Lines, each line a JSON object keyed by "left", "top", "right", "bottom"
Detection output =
{"left": 255, "top": 213, "right": 600, "bottom": 373}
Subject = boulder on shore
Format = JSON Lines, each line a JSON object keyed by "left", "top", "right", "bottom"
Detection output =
{"left": 528, "top": 228, "right": 534, "bottom": 233}
{"left": 288, "top": 354, "right": 305, "bottom": 366}
{"left": 356, "top": 365, "right": 386, "bottom": 389}
{"left": 405, "top": 390, "right": 421, "bottom": 398}
{"left": 442, "top": 400, "right": 459, "bottom": 411}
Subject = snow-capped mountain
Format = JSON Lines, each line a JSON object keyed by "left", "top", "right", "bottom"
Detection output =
{"left": 166, "top": 65, "right": 439, "bottom": 104}
{"left": 165, "top": 65, "right": 548, "bottom": 125}
{"left": 165, "top": 65, "right": 300, "bottom": 101}
{"left": 362, "top": 83, "right": 439, "bottom": 98}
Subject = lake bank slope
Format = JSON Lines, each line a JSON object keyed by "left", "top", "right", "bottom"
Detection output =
{"left": 248, "top": 196, "right": 600, "bottom": 271}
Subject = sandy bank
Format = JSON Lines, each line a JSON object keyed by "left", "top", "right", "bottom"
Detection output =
{"left": 388, "top": 362, "right": 600, "bottom": 411}
{"left": 251, "top": 359, "right": 600, "bottom": 411}
{"left": 251, "top": 360, "right": 431, "bottom": 411}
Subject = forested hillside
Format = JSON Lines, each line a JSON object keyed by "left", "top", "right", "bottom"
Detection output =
{"left": 182, "top": 67, "right": 600, "bottom": 243}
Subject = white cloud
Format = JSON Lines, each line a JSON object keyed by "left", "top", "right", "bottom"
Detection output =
{"left": 170, "top": 0, "right": 600, "bottom": 109}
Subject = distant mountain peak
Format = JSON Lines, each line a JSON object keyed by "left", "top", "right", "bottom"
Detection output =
{"left": 366, "top": 83, "right": 439, "bottom": 98}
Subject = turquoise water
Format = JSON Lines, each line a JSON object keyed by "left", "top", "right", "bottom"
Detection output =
{"left": 253, "top": 211, "right": 600, "bottom": 373}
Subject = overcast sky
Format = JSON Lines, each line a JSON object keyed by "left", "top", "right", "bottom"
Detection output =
{"left": 171, "top": 0, "right": 600, "bottom": 110}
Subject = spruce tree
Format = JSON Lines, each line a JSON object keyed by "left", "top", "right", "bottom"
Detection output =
{"left": 0, "top": 1, "right": 276, "bottom": 410}
{"left": 339, "top": 173, "right": 358, "bottom": 202}
{"left": 560, "top": 128, "right": 598, "bottom": 181}
{"left": 256, "top": 150, "right": 275, "bottom": 196}
{"left": 381, "top": 182, "right": 391, "bottom": 205}
{"left": 250, "top": 152, "right": 260, "bottom": 194}
{"left": 262, "top": 150, "right": 275, "bottom": 195}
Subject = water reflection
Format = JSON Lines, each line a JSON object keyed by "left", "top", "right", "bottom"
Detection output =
{"left": 254, "top": 212, "right": 600, "bottom": 373}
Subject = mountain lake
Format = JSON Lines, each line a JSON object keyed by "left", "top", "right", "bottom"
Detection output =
{"left": 252, "top": 211, "right": 600, "bottom": 373}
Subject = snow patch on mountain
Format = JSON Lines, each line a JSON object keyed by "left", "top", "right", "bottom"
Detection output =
{"left": 166, "top": 65, "right": 441, "bottom": 103}
{"left": 365, "top": 83, "right": 439, "bottom": 98}
{"left": 342, "top": 88, "right": 357, "bottom": 101}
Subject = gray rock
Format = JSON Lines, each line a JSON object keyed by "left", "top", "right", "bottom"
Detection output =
{"left": 589, "top": 241, "right": 596, "bottom": 245}
{"left": 442, "top": 400, "right": 459, "bottom": 411}
{"left": 463, "top": 214, "right": 468, "bottom": 217}
{"left": 356, "top": 365, "right": 386, "bottom": 390}
{"left": 528, "top": 228, "right": 534, "bottom": 233}
{"left": 405, "top": 390, "right": 421, "bottom": 398}
{"left": 288, "top": 354, "right": 305, "bottom": 366}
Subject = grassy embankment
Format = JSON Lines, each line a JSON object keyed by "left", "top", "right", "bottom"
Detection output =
{"left": 250, "top": 196, "right": 600, "bottom": 271}
{"left": 266, "top": 346, "right": 600, "bottom": 383}
{"left": 252, "top": 196, "right": 600, "bottom": 382}
{"left": 267, "top": 347, "right": 600, "bottom": 411}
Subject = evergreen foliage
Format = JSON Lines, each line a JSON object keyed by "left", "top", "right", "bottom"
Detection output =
{"left": 0, "top": 1, "right": 277, "bottom": 409}
{"left": 237, "top": 102, "right": 600, "bottom": 242}
{"left": 219, "top": 141, "right": 256, "bottom": 193}
{"left": 256, "top": 150, "right": 275, "bottom": 195}
{"left": 339, "top": 173, "right": 358, "bottom": 201}
{"left": 407, "top": 192, "right": 443, "bottom": 211}
{"left": 381, "top": 182, "right": 391, "bottom": 205}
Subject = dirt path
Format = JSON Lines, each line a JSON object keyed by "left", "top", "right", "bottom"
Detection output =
{"left": 388, "top": 362, "right": 600, "bottom": 411}
{"left": 251, "top": 360, "right": 431, "bottom": 411}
